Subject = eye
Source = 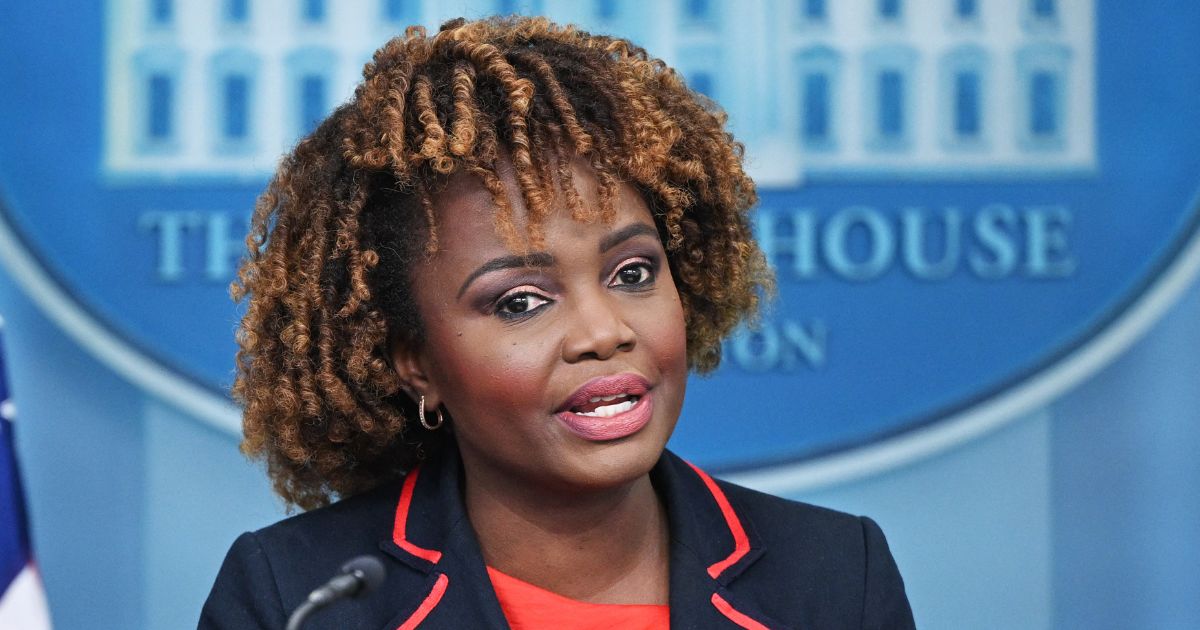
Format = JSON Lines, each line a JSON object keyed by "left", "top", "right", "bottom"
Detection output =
{"left": 495, "top": 291, "right": 552, "bottom": 319}
{"left": 610, "top": 259, "right": 656, "bottom": 287}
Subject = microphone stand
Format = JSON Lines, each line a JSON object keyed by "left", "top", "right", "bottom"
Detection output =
{"left": 285, "top": 556, "right": 386, "bottom": 630}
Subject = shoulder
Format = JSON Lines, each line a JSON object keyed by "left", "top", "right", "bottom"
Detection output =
{"left": 715, "top": 477, "right": 906, "bottom": 580}
{"left": 250, "top": 480, "right": 401, "bottom": 554}
{"left": 713, "top": 476, "right": 869, "bottom": 549}
{"left": 713, "top": 475, "right": 903, "bottom": 577}
{"left": 660, "top": 449, "right": 869, "bottom": 552}
{"left": 244, "top": 479, "right": 402, "bottom": 580}
{"left": 707, "top": 475, "right": 916, "bottom": 629}
{"left": 199, "top": 480, "right": 403, "bottom": 628}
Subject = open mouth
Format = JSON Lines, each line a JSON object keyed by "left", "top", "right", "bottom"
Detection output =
{"left": 556, "top": 374, "right": 654, "bottom": 441}
{"left": 569, "top": 393, "right": 642, "bottom": 417}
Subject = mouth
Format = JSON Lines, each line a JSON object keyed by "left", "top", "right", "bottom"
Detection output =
{"left": 567, "top": 392, "right": 642, "bottom": 417}
{"left": 555, "top": 374, "right": 654, "bottom": 441}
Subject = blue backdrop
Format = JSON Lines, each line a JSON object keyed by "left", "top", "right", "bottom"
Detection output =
{"left": 1, "top": 1, "right": 1198, "bottom": 628}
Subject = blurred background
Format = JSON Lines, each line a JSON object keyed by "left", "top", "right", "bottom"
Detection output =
{"left": 1, "top": 0, "right": 1198, "bottom": 628}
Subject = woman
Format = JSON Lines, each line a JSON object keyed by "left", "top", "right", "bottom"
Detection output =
{"left": 201, "top": 16, "right": 915, "bottom": 629}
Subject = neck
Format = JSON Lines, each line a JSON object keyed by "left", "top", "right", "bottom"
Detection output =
{"left": 461, "top": 457, "right": 670, "bottom": 605}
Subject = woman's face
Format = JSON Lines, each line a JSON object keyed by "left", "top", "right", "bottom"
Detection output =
{"left": 394, "top": 160, "right": 688, "bottom": 494}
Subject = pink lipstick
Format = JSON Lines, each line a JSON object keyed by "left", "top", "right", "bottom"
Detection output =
{"left": 555, "top": 374, "right": 654, "bottom": 441}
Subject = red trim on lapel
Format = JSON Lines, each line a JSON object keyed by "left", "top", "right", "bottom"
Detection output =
{"left": 395, "top": 573, "right": 449, "bottom": 630}
{"left": 686, "top": 462, "right": 751, "bottom": 579}
{"left": 711, "top": 592, "right": 770, "bottom": 630}
{"left": 393, "top": 466, "right": 444, "bottom": 564}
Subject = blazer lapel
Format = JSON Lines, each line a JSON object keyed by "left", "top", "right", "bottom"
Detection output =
{"left": 375, "top": 446, "right": 510, "bottom": 630}
{"left": 367, "top": 446, "right": 792, "bottom": 629}
{"left": 656, "top": 452, "right": 793, "bottom": 630}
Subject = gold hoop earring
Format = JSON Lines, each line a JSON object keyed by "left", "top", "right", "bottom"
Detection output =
{"left": 418, "top": 395, "right": 444, "bottom": 431}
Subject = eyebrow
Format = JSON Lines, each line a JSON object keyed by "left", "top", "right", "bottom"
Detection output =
{"left": 599, "top": 223, "right": 660, "bottom": 254}
{"left": 458, "top": 252, "right": 555, "bottom": 298}
{"left": 455, "top": 222, "right": 661, "bottom": 298}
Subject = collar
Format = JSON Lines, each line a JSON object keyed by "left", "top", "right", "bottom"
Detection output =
{"left": 652, "top": 450, "right": 784, "bottom": 629}
{"left": 651, "top": 450, "right": 767, "bottom": 585}
{"left": 376, "top": 444, "right": 784, "bottom": 629}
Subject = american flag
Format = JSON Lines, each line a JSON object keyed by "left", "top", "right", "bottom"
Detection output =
{"left": 0, "top": 317, "right": 52, "bottom": 628}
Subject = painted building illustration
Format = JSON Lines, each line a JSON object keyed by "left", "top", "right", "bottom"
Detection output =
{"left": 105, "top": 0, "right": 1095, "bottom": 184}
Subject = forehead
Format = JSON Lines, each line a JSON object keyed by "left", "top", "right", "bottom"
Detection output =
{"left": 427, "top": 159, "right": 656, "bottom": 259}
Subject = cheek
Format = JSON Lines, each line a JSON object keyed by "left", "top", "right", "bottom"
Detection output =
{"left": 647, "top": 286, "right": 689, "bottom": 374}
{"left": 429, "top": 323, "right": 553, "bottom": 418}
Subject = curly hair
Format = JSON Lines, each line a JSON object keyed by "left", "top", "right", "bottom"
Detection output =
{"left": 232, "top": 15, "right": 773, "bottom": 510}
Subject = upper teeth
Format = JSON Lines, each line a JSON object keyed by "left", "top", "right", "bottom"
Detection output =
{"left": 589, "top": 393, "right": 629, "bottom": 403}
{"left": 576, "top": 398, "right": 637, "bottom": 418}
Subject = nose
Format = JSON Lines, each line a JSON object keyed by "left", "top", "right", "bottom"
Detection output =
{"left": 561, "top": 288, "right": 636, "bottom": 363}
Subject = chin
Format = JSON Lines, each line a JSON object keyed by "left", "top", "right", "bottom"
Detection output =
{"left": 559, "top": 419, "right": 675, "bottom": 491}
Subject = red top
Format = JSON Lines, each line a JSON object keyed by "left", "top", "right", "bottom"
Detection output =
{"left": 486, "top": 566, "right": 670, "bottom": 630}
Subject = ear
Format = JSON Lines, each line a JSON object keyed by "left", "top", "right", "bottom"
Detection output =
{"left": 390, "top": 341, "right": 443, "bottom": 410}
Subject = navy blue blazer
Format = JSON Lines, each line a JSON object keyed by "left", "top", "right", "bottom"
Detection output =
{"left": 199, "top": 446, "right": 915, "bottom": 629}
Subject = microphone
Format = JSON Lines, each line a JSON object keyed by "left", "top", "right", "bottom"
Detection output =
{"left": 285, "top": 555, "right": 386, "bottom": 630}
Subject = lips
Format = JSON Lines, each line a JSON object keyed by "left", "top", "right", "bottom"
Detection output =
{"left": 555, "top": 373, "right": 654, "bottom": 441}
